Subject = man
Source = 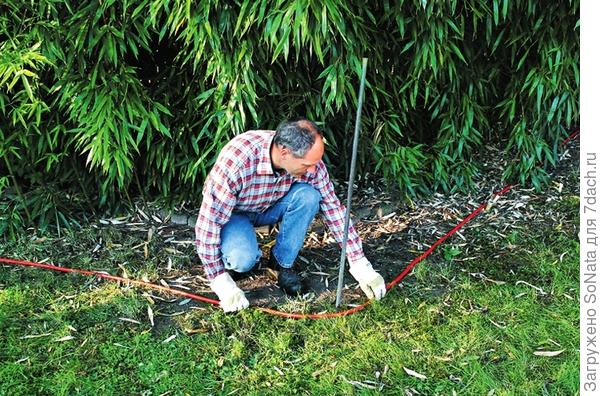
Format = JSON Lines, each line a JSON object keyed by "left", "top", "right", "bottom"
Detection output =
{"left": 195, "top": 119, "right": 386, "bottom": 312}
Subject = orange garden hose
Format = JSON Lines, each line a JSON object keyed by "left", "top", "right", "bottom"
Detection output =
{"left": 0, "top": 184, "right": 513, "bottom": 319}
{"left": 0, "top": 129, "right": 578, "bottom": 319}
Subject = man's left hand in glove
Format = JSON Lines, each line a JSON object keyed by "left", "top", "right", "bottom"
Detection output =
{"left": 349, "top": 257, "right": 387, "bottom": 300}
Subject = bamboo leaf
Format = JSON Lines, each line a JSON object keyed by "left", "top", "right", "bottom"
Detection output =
{"left": 547, "top": 96, "right": 559, "bottom": 122}
{"left": 21, "top": 75, "right": 34, "bottom": 101}
{"left": 493, "top": 0, "right": 499, "bottom": 26}
{"left": 449, "top": 42, "right": 466, "bottom": 64}
{"left": 447, "top": 18, "right": 462, "bottom": 36}
{"left": 536, "top": 84, "right": 544, "bottom": 114}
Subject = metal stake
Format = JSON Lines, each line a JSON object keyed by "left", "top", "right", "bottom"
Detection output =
{"left": 335, "top": 58, "right": 368, "bottom": 309}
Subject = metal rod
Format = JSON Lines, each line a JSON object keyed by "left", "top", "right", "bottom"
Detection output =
{"left": 335, "top": 58, "right": 368, "bottom": 309}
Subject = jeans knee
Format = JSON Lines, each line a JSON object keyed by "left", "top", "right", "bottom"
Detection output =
{"left": 223, "top": 248, "right": 261, "bottom": 273}
{"left": 291, "top": 184, "right": 321, "bottom": 213}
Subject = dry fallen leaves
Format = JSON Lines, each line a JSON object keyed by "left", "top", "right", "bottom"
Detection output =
{"left": 162, "top": 334, "right": 177, "bottom": 343}
{"left": 403, "top": 367, "right": 427, "bottom": 380}
{"left": 20, "top": 333, "right": 52, "bottom": 339}
{"left": 533, "top": 350, "right": 564, "bottom": 357}
{"left": 119, "top": 317, "right": 141, "bottom": 324}
{"left": 147, "top": 305, "right": 155, "bottom": 326}
{"left": 54, "top": 335, "right": 75, "bottom": 342}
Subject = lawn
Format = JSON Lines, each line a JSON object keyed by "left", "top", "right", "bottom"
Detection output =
{"left": 0, "top": 153, "right": 579, "bottom": 395}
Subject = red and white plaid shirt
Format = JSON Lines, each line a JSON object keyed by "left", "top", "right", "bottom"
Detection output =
{"left": 195, "top": 130, "right": 365, "bottom": 280}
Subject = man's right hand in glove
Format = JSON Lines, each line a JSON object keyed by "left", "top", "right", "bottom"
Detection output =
{"left": 210, "top": 272, "right": 249, "bottom": 312}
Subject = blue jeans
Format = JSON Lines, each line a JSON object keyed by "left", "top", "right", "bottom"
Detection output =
{"left": 220, "top": 183, "right": 321, "bottom": 272}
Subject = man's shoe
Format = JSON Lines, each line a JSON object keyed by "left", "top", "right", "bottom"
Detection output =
{"left": 277, "top": 267, "right": 303, "bottom": 296}
{"left": 269, "top": 251, "right": 303, "bottom": 295}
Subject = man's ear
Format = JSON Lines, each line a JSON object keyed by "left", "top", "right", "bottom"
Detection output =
{"left": 279, "top": 146, "right": 290, "bottom": 159}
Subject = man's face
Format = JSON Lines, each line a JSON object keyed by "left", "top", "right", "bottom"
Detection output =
{"left": 281, "top": 136, "right": 324, "bottom": 178}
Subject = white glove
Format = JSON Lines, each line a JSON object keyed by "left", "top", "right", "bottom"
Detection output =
{"left": 210, "top": 272, "right": 249, "bottom": 312}
{"left": 349, "top": 257, "right": 387, "bottom": 300}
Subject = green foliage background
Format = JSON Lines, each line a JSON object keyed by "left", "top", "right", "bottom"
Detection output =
{"left": 0, "top": 0, "right": 579, "bottom": 234}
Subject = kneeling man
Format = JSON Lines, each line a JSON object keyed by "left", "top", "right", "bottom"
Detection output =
{"left": 195, "top": 119, "right": 386, "bottom": 312}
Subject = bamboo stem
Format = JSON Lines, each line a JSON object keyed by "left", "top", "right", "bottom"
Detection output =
{"left": 3, "top": 155, "right": 33, "bottom": 224}
{"left": 134, "top": 169, "right": 148, "bottom": 209}
{"left": 72, "top": 154, "right": 97, "bottom": 215}
{"left": 55, "top": 210, "right": 61, "bottom": 238}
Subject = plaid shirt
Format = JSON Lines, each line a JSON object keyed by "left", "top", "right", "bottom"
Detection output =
{"left": 195, "top": 130, "right": 365, "bottom": 280}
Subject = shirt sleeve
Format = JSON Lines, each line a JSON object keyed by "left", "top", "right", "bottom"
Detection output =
{"left": 307, "top": 161, "right": 365, "bottom": 265}
{"left": 195, "top": 158, "right": 241, "bottom": 280}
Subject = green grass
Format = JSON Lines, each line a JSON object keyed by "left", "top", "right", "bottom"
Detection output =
{"left": 0, "top": 199, "right": 579, "bottom": 395}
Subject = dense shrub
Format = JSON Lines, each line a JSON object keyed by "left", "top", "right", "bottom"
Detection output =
{"left": 0, "top": 0, "right": 579, "bottom": 234}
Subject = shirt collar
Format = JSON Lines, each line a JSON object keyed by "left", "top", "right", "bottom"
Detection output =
{"left": 256, "top": 130, "right": 279, "bottom": 176}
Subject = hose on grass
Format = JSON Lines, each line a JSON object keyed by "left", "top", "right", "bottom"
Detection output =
{"left": 0, "top": 184, "right": 512, "bottom": 319}
{"left": 0, "top": 130, "right": 578, "bottom": 319}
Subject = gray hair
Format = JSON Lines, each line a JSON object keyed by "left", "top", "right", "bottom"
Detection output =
{"left": 273, "top": 119, "right": 323, "bottom": 158}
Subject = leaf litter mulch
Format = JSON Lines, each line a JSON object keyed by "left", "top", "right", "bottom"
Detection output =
{"left": 83, "top": 138, "right": 579, "bottom": 324}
